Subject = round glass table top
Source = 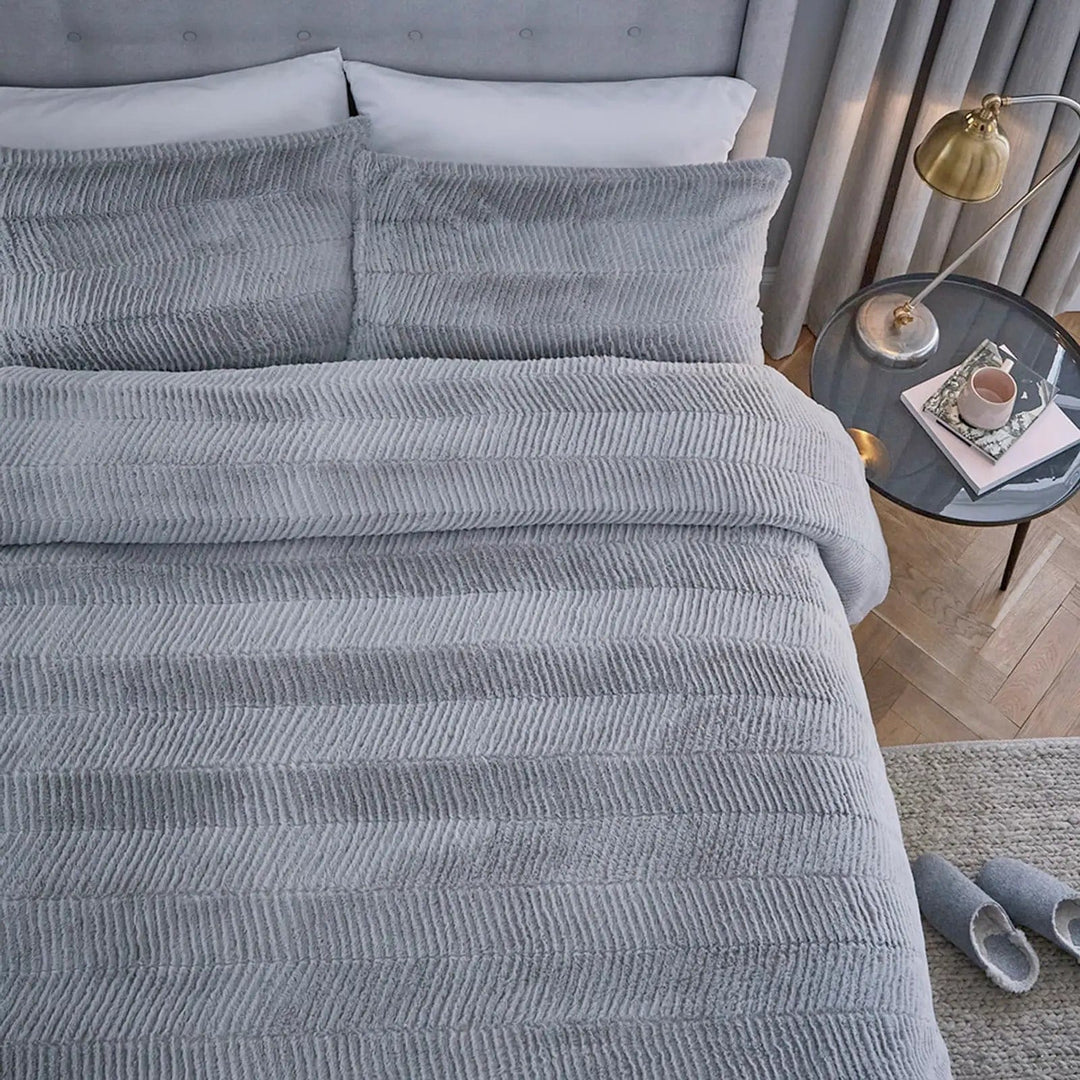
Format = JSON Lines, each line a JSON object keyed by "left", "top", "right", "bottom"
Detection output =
{"left": 811, "top": 274, "right": 1080, "bottom": 525}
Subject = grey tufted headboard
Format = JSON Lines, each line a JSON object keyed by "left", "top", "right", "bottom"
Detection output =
{"left": 0, "top": 1, "right": 796, "bottom": 158}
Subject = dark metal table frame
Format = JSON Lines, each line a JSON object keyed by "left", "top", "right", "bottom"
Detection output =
{"left": 999, "top": 520, "right": 1031, "bottom": 591}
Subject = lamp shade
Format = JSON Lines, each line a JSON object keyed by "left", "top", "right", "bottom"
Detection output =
{"left": 913, "top": 95, "right": 1010, "bottom": 202}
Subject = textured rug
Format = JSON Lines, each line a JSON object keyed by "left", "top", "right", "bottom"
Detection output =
{"left": 884, "top": 738, "right": 1080, "bottom": 1080}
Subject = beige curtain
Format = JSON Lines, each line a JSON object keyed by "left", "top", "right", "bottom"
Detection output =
{"left": 763, "top": 0, "right": 1080, "bottom": 359}
{"left": 732, "top": 0, "right": 800, "bottom": 160}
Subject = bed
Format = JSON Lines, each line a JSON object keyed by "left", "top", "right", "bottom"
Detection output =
{"left": 0, "top": 4, "right": 951, "bottom": 1078}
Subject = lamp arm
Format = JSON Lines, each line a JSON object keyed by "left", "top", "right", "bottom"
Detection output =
{"left": 901, "top": 93, "right": 1080, "bottom": 317}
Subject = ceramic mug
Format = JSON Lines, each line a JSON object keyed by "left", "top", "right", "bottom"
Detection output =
{"left": 957, "top": 367, "right": 1017, "bottom": 430}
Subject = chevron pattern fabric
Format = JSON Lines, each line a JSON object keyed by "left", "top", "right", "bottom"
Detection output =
{"left": 348, "top": 153, "right": 789, "bottom": 363}
{"left": 0, "top": 120, "right": 365, "bottom": 370}
{"left": 0, "top": 356, "right": 948, "bottom": 1078}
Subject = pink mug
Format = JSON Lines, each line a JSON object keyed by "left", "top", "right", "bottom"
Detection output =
{"left": 957, "top": 367, "right": 1016, "bottom": 430}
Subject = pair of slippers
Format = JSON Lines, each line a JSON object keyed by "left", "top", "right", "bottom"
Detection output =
{"left": 912, "top": 854, "right": 1080, "bottom": 993}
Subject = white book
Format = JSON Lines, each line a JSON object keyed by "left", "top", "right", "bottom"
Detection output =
{"left": 901, "top": 365, "right": 1080, "bottom": 495}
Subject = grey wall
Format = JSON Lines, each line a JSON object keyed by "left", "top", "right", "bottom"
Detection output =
{"left": 764, "top": 0, "right": 850, "bottom": 266}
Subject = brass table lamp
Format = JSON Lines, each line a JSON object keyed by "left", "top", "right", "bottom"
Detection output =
{"left": 856, "top": 92, "right": 1080, "bottom": 366}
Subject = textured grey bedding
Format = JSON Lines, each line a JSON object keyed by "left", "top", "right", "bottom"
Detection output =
{"left": 0, "top": 126, "right": 784, "bottom": 372}
{"left": 0, "top": 121, "right": 363, "bottom": 371}
{"left": 0, "top": 355, "right": 949, "bottom": 1078}
{"left": 349, "top": 152, "right": 788, "bottom": 364}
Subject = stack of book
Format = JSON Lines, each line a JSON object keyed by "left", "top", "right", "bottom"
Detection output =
{"left": 901, "top": 339, "right": 1080, "bottom": 495}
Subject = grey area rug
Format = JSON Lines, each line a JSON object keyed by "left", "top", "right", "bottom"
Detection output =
{"left": 884, "top": 738, "right": 1080, "bottom": 1080}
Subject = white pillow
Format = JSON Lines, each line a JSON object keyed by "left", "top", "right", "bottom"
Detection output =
{"left": 0, "top": 50, "right": 349, "bottom": 149}
{"left": 343, "top": 60, "right": 755, "bottom": 166}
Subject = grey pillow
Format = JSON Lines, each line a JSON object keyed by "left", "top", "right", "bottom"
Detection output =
{"left": 0, "top": 119, "right": 364, "bottom": 370}
{"left": 349, "top": 150, "right": 789, "bottom": 363}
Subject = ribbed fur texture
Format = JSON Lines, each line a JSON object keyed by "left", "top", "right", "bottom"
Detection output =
{"left": 0, "top": 356, "right": 886, "bottom": 621}
{"left": 348, "top": 152, "right": 789, "bottom": 363}
{"left": 0, "top": 120, "right": 364, "bottom": 370}
{"left": 0, "top": 357, "right": 948, "bottom": 1079}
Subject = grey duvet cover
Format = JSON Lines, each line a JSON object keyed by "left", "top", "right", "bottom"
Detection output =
{"left": 0, "top": 356, "right": 949, "bottom": 1078}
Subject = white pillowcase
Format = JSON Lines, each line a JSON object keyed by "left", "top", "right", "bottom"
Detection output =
{"left": 0, "top": 50, "right": 349, "bottom": 149}
{"left": 343, "top": 60, "right": 755, "bottom": 166}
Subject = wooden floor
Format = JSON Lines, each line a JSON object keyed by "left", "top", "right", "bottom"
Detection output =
{"left": 769, "top": 326, "right": 1080, "bottom": 748}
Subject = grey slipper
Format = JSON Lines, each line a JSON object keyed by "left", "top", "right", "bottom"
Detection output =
{"left": 911, "top": 853, "right": 1039, "bottom": 993}
{"left": 977, "top": 856, "right": 1080, "bottom": 963}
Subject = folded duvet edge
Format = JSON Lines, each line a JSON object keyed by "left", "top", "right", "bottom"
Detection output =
{"left": 0, "top": 355, "right": 889, "bottom": 623}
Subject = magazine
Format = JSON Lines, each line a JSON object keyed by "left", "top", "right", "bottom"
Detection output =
{"left": 902, "top": 368, "right": 1080, "bottom": 496}
{"left": 921, "top": 339, "right": 1055, "bottom": 462}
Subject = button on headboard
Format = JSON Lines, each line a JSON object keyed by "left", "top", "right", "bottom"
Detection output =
{"left": 0, "top": 0, "right": 795, "bottom": 158}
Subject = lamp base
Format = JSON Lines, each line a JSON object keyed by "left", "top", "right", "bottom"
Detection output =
{"left": 854, "top": 293, "right": 940, "bottom": 368}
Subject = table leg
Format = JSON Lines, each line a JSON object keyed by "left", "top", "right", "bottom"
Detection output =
{"left": 1000, "top": 520, "right": 1031, "bottom": 591}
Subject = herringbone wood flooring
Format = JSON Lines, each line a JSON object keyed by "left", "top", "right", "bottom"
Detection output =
{"left": 769, "top": 319, "right": 1080, "bottom": 748}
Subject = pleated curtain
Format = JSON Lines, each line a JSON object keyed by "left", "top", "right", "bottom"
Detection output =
{"left": 763, "top": 0, "right": 1080, "bottom": 359}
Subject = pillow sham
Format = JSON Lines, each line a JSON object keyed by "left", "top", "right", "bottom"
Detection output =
{"left": 349, "top": 151, "right": 789, "bottom": 364}
{"left": 0, "top": 50, "right": 349, "bottom": 150}
{"left": 343, "top": 60, "right": 755, "bottom": 166}
{"left": 0, "top": 119, "right": 364, "bottom": 371}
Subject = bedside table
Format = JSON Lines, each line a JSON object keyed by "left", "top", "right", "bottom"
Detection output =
{"left": 811, "top": 274, "right": 1080, "bottom": 590}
